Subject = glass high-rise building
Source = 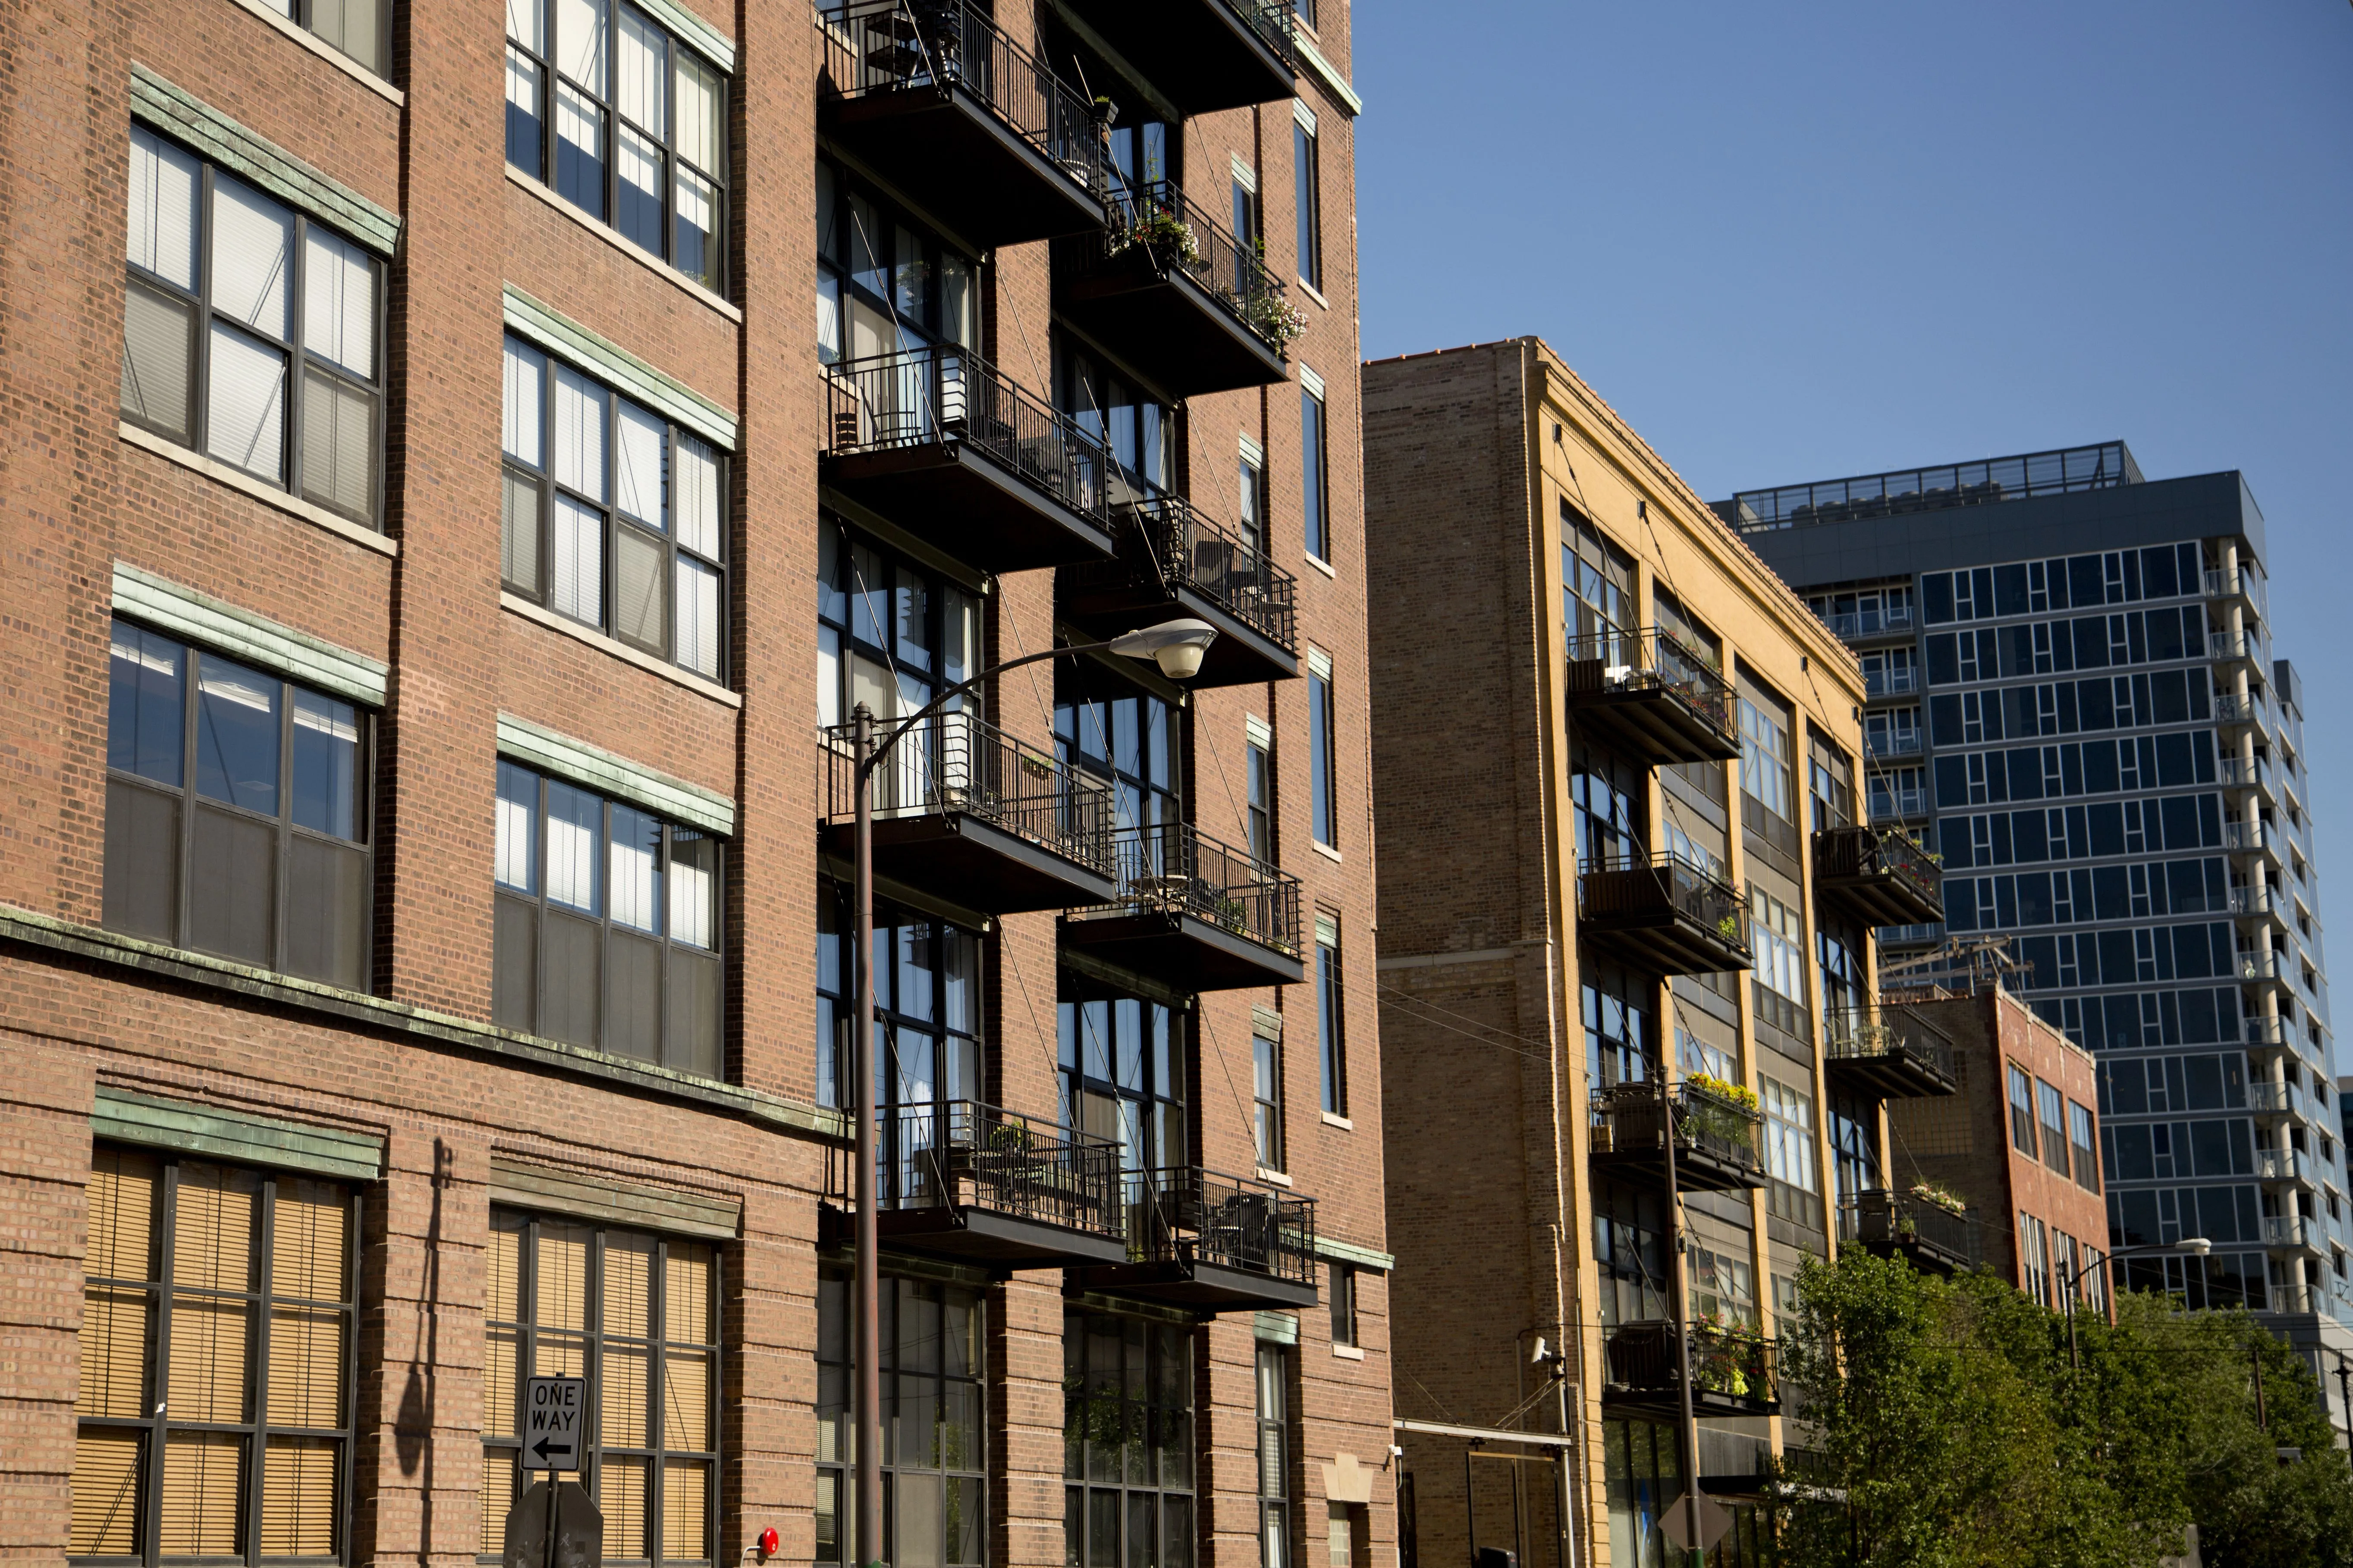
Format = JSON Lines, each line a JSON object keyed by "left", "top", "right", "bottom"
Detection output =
{"left": 1722, "top": 442, "right": 2349, "bottom": 1368}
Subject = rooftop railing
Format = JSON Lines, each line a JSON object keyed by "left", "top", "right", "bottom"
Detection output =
{"left": 817, "top": 0, "right": 1107, "bottom": 201}
{"left": 1093, "top": 820, "right": 1301, "bottom": 958}
{"left": 1726, "top": 442, "right": 2139, "bottom": 533}
{"left": 823, "top": 344, "right": 1112, "bottom": 526}
{"left": 818, "top": 713, "right": 1113, "bottom": 874}
{"left": 825, "top": 1100, "right": 1125, "bottom": 1239}
{"left": 1135, "top": 1165, "right": 1316, "bottom": 1285}
{"left": 1099, "top": 177, "right": 1293, "bottom": 354}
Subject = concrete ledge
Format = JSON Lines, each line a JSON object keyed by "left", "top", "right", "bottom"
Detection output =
{"left": 0, "top": 904, "right": 843, "bottom": 1145}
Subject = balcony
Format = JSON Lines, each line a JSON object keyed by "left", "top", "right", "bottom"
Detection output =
{"left": 1061, "top": 822, "right": 1304, "bottom": 991}
{"left": 2255, "top": 1149, "right": 2314, "bottom": 1189}
{"left": 1059, "top": 492, "right": 1298, "bottom": 688}
{"left": 2245, "top": 1015, "right": 2289, "bottom": 1050}
{"left": 1074, "top": 1166, "right": 1318, "bottom": 1311}
{"left": 2204, "top": 567, "right": 2261, "bottom": 609}
{"left": 1055, "top": 181, "right": 1291, "bottom": 398}
{"left": 1863, "top": 664, "right": 1920, "bottom": 700}
{"left": 2210, "top": 629, "right": 2262, "bottom": 670}
{"left": 2230, "top": 887, "right": 2289, "bottom": 935}
{"left": 821, "top": 346, "right": 1116, "bottom": 571}
{"left": 2236, "top": 950, "right": 2290, "bottom": 995}
{"left": 2214, "top": 692, "right": 2266, "bottom": 730}
{"left": 1851, "top": 1189, "right": 1975, "bottom": 1276}
{"left": 817, "top": 0, "right": 1106, "bottom": 249}
{"left": 1823, "top": 1006, "right": 1958, "bottom": 1099}
{"left": 818, "top": 715, "right": 1117, "bottom": 913}
{"left": 1601, "top": 1321, "right": 1779, "bottom": 1420}
{"left": 1825, "top": 604, "right": 1919, "bottom": 643}
{"left": 1813, "top": 825, "right": 1944, "bottom": 927}
{"left": 1588, "top": 1079, "right": 1768, "bottom": 1195}
{"left": 1579, "top": 852, "right": 1751, "bottom": 975}
{"left": 2249, "top": 1081, "right": 2293, "bottom": 1118}
{"left": 1562, "top": 629, "right": 1739, "bottom": 765}
{"left": 1867, "top": 785, "right": 1929, "bottom": 826}
{"left": 1865, "top": 728, "right": 1923, "bottom": 762}
{"left": 2223, "top": 819, "right": 2279, "bottom": 863}
{"left": 2261, "top": 1214, "right": 2324, "bottom": 1256}
{"left": 2218, "top": 757, "right": 2276, "bottom": 809}
{"left": 821, "top": 1101, "right": 1130, "bottom": 1267}
{"left": 1053, "top": 0, "right": 1295, "bottom": 116}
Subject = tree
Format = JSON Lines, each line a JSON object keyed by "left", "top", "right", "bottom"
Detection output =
{"left": 1764, "top": 1250, "right": 2353, "bottom": 1567}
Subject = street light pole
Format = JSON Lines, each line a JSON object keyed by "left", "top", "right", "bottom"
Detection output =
{"left": 847, "top": 620, "right": 1214, "bottom": 1568}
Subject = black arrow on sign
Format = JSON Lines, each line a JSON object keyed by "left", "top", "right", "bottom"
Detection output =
{"left": 533, "top": 1436, "right": 575, "bottom": 1465}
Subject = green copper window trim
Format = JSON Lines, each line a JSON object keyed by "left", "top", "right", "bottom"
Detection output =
{"left": 93, "top": 1085, "right": 386, "bottom": 1181}
{"left": 488, "top": 1156, "right": 740, "bottom": 1239}
{"left": 130, "top": 63, "right": 402, "bottom": 256}
{"left": 113, "top": 562, "right": 389, "bottom": 706}
{"left": 496, "top": 712, "right": 735, "bottom": 836}
{"left": 502, "top": 285, "right": 738, "bottom": 452}
{"left": 634, "top": 0, "right": 734, "bottom": 73}
{"left": 1316, "top": 1235, "right": 1393, "bottom": 1272}
{"left": 1253, "top": 1311, "right": 1299, "bottom": 1345}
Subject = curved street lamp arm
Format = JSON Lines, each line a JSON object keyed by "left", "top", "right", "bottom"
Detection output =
{"left": 853, "top": 637, "right": 1121, "bottom": 781}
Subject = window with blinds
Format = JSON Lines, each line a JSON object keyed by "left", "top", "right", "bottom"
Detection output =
{"left": 480, "top": 1211, "right": 718, "bottom": 1565}
{"left": 1255, "top": 1344, "right": 1290, "bottom": 1568}
{"left": 121, "top": 127, "right": 385, "bottom": 528}
{"left": 72, "top": 1146, "right": 355, "bottom": 1565}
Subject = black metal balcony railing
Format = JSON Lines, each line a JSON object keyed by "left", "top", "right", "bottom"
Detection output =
{"left": 1067, "top": 491, "right": 1297, "bottom": 652}
{"left": 1813, "top": 825, "right": 1944, "bottom": 924}
{"left": 1563, "top": 627, "right": 1737, "bottom": 748}
{"left": 817, "top": 0, "right": 1106, "bottom": 200}
{"left": 1211, "top": 0, "right": 1296, "bottom": 64}
{"left": 1100, "top": 178, "right": 1292, "bottom": 354}
{"left": 1589, "top": 1079, "right": 1767, "bottom": 1185}
{"left": 1824, "top": 1005, "right": 1956, "bottom": 1084}
{"left": 825, "top": 1100, "right": 1126, "bottom": 1236}
{"left": 1852, "top": 1188, "right": 1975, "bottom": 1272}
{"left": 1094, "top": 819, "right": 1301, "bottom": 957}
{"left": 819, "top": 713, "right": 1112, "bottom": 874}
{"left": 1580, "top": 849, "right": 1750, "bottom": 958}
{"left": 1727, "top": 441, "right": 2139, "bottom": 533}
{"left": 823, "top": 345, "right": 1112, "bottom": 524}
{"left": 1135, "top": 1165, "right": 1316, "bottom": 1286}
{"left": 1604, "top": 1320, "right": 1778, "bottom": 1414}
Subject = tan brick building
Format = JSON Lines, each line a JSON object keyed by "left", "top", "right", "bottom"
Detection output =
{"left": 1362, "top": 340, "right": 1951, "bottom": 1568}
{"left": 0, "top": 3, "right": 1392, "bottom": 1568}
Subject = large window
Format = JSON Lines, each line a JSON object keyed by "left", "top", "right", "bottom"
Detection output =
{"left": 1571, "top": 744, "right": 1640, "bottom": 868}
{"left": 122, "top": 128, "right": 383, "bottom": 527}
{"left": 1761, "top": 1076, "right": 1820, "bottom": 1232}
{"left": 1328, "top": 1264, "right": 1357, "bottom": 1348}
{"left": 1065, "top": 1312, "right": 1194, "bottom": 1568}
{"left": 1737, "top": 696, "right": 1793, "bottom": 825}
{"left": 1059, "top": 980, "right": 1187, "bottom": 1190}
{"left": 1582, "top": 960, "right": 1650, "bottom": 1089}
{"left": 501, "top": 335, "right": 728, "bottom": 681}
{"left": 491, "top": 761, "right": 723, "bottom": 1076}
{"left": 1747, "top": 888, "right": 1806, "bottom": 1040}
{"left": 1247, "top": 725, "right": 1274, "bottom": 863}
{"left": 2036, "top": 1079, "right": 2069, "bottom": 1175}
{"left": 816, "top": 1272, "right": 984, "bottom": 1568}
{"left": 1689, "top": 1243, "right": 1756, "bottom": 1329}
{"left": 1064, "top": 341, "right": 1172, "bottom": 496}
{"left": 1308, "top": 655, "right": 1336, "bottom": 848}
{"left": 2008, "top": 1065, "right": 2036, "bottom": 1155}
{"left": 265, "top": 0, "right": 385, "bottom": 73}
{"left": 817, "top": 160, "right": 977, "bottom": 365}
{"left": 1561, "top": 504, "right": 1634, "bottom": 647}
{"left": 819, "top": 520, "right": 979, "bottom": 734}
{"left": 814, "top": 885, "right": 983, "bottom": 1176}
{"left": 1592, "top": 1185, "right": 1668, "bottom": 1326}
{"left": 1253, "top": 1026, "right": 1285, "bottom": 1173}
{"left": 1301, "top": 384, "right": 1329, "bottom": 562}
{"left": 1057, "top": 687, "right": 1182, "bottom": 843}
{"left": 1256, "top": 1344, "right": 1291, "bottom": 1568}
{"left": 481, "top": 1212, "right": 718, "bottom": 1566}
{"left": 506, "top": 0, "right": 727, "bottom": 289}
{"left": 74, "top": 1148, "right": 356, "bottom": 1565}
{"left": 1317, "top": 917, "right": 1346, "bottom": 1116}
{"left": 1241, "top": 445, "right": 1267, "bottom": 561}
{"left": 105, "top": 621, "right": 372, "bottom": 989}
{"left": 1292, "top": 113, "right": 1320, "bottom": 292}
{"left": 2069, "top": 1101, "right": 2100, "bottom": 1192}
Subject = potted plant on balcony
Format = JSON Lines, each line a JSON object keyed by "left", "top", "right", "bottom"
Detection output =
{"left": 1910, "top": 1180, "right": 1966, "bottom": 1216}
{"left": 1108, "top": 203, "right": 1200, "bottom": 267}
{"left": 1679, "top": 1075, "right": 1759, "bottom": 1151}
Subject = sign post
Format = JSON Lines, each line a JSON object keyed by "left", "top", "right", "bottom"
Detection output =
{"left": 504, "top": 1377, "right": 600, "bottom": 1568}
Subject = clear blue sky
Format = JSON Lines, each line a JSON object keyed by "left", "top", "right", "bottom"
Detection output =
{"left": 1355, "top": 0, "right": 2353, "bottom": 985}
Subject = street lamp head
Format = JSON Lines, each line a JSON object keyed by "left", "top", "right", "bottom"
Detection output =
{"left": 2178, "top": 1236, "right": 2213, "bottom": 1257}
{"left": 1108, "top": 618, "right": 1219, "bottom": 681}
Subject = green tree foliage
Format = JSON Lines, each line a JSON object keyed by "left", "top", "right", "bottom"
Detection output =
{"left": 1765, "top": 1250, "right": 2353, "bottom": 1568}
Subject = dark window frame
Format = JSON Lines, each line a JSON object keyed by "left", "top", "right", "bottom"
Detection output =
{"left": 490, "top": 759, "right": 726, "bottom": 1079}
{"left": 1300, "top": 385, "right": 1329, "bottom": 563}
{"left": 103, "top": 619, "right": 375, "bottom": 989}
{"left": 813, "top": 879, "right": 984, "bottom": 1126}
{"left": 1327, "top": 1263, "right": 1356, "bottom": 1348}
{"left": 1059, "top": 978, "right": 1189, "bottom": 1186}
{"left": 1065, "top": 1310, "right": 1197, "bottom": 1568}
{"left": 1253, "top": 1025, "right": 1285, "bottom": 1173}
{"left": 500, "top": 334, "right": 731, "bottom": 683}
{"left": 1317, "top": 919, "right": 1345, "bottom": 1117}
{"left": 1307, "top": 660, "right": 1336, "bottom": 849}
{"left": 1291, "top": 117, "right": 1320, "bottom": 293}
{"left": 121, "top": 127, "right": 387, "bottom": 530}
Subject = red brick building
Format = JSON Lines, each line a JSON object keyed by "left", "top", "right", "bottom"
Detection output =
{"left": 1885, "top": 985, "right": 2109, "bottom": 1310}
{"left": 0, "top": 3, "right": 1392, "bottom": 1568}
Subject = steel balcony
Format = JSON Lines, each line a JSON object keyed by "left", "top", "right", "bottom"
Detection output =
{"left": 1061, "top": 822, "right": 1304, "bottom": 990}
{"left": 1052, "top": 0, "right": 1296, "bottom": 116}
{"left": 2261, "top": 1214, "right": 2324, "bottom": 1256}
{"left": 2218, "top": 756, "right": 2276, "bottom": 810}
{"left": 1578, "top": 851, "right": 1752, "bottom": 975}
{"left": 1823, "top": 1006, "right": 1959, "bottom": 1099}
{"left": 1054, "top": 180, "right": 1291, "bottom": 398}
{"left": 1074, "top": 1165, "right": 1318, "bottom": 1311}
{"left": 821, "top": 346, "right": 1117, "bottom": 570}
{"left": 821, "top": 1101, "right": 1131, "bottom": 1267}
{"left": 1851, "top": 1188, "right": 1976, "bottom": 1276}
{"left": 1562, "top": 628, "right": 1740, "bottom": 765}
{"left": 817, "top": 0, "right": 1107, "bottom": 248}
{"left": 1059, "top": 492, "right": 1298, "bottom": 688}
{"left": 1588, "top": 1079, "right": 1768, "bottom": 1195}
{"left": 1813, "top": 825, "right": 1944, "bottom": 927}
{"left": 2254, "top": 1149, "right": 2315, "bottom": 1190}
{"left": 1601, "top": 1320, "right": 1779, "bottom": 1420}
{"left": 818, "top": 716, "right": 1118, "bottom": 913}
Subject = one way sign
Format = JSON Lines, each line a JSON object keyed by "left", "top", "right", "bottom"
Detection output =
{"left": 525, "top": 1377, "right": 587, "bottom": 1472}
